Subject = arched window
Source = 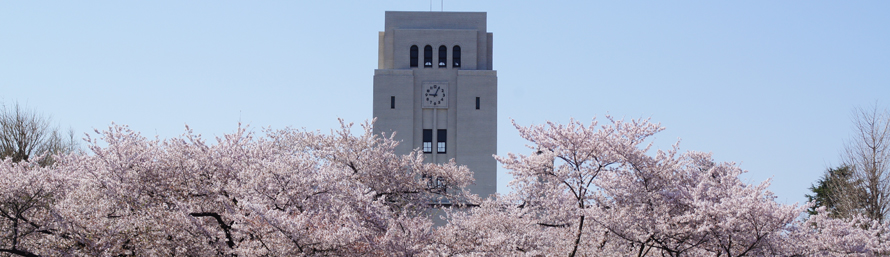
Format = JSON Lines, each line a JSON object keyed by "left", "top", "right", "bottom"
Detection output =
{"left": 438, "top": 45, "right": 447, "bottom": 67}
{"left": 452, "top": 45, "right": 461, "bottom": 68}
{"left": 410, "top": 45, "right": 418, "bottom": 68}
{"left": 423, "top": 45, "right": 433, "bottom": 67}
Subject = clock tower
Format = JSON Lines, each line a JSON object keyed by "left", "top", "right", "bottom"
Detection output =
{"left": 373, "top": 11, "right": 497, "bottom": 198}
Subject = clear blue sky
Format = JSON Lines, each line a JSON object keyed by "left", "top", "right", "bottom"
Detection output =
{"left": 2, "top": 1, "right": 888, "bottom": 205}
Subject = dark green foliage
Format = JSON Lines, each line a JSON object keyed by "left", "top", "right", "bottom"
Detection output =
{"left": 806, "top": 165, "right": 865, "bottom": 218}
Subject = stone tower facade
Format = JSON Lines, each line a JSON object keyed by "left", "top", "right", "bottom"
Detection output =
{"left": 372, "top": 11, "right": 497, "bottom": 198}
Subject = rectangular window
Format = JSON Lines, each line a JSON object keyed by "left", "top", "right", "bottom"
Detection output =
{"left": 424, "top": 175, "right": 446, "bottom": 194}
{"left": 437, "top": 129, "right": 446, "bottom": 153}
{"left": 476, "top": 97, "right": 480, "bottom": 110}
{"left": 390, "top": 96, "right": 395, "bottom": 109}
{"left": 423, "top": 129, "right": 432, "bottom": 153}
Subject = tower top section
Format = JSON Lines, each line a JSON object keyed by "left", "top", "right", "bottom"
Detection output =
{"left": 378, "top": 11, "right": 493, "bottom": 70}
{"left": 384, "top": 11, "right": 487, "bottom": 31}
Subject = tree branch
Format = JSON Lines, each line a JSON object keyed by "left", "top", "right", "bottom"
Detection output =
{"left": 0, "top": 248, "right": 40, "bottom": 257}
{"left": 190, "top": 212, "right": 235, "bottom": 248}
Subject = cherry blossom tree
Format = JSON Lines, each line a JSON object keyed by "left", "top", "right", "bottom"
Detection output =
{"left": 0, "top": 158, "right": 73, "bottom": 257}
{"left": 436, "top": 117, "right": 889, "bottom": 256}
{"left": 779, "top": 206, "right": 890, "bottom": 256}
{"left": 1, "top": 119, "right": 473, "bottom": 256}
{"left": 2, "top": 117, "right": 888, "bottom": 256}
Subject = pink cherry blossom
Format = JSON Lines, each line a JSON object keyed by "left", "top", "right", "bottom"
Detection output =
{"left": 436, "top": 117, "right": 889, "bottom": 256}
{"left": 2, "top": 118, "right": 887, "bottom": 256}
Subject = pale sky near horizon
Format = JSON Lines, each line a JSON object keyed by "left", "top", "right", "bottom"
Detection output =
{"left": 2, "top": 1, "right": 888, "bottom": 205}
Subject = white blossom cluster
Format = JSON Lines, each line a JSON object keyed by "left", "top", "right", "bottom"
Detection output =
{"left": 1, "top": 118, "right": 887, "bottom": 256}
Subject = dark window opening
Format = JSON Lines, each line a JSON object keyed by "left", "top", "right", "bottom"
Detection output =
{"left": 476, "top": 97, "right": 480, "bottom": 110}
{"left": 410, "top": 45, "right": 418, "bottom": 68}
{"left": 437, "top": 129, "right": 446, "bottom": 153}
{"left": 391, "top": 96, "right": 395, "bottom": 109}
{"left": 452, "top": 45, "right": 461, "bottom": 68}
{"left": 423, "top": 45, "right": 433, "bottom": 67}
{"left": 423, "top": 129, "right": 432, "bottom": 153}
{"left": 425, "top": 175, "right": 446, "bottom": 194}
{"left": 438, "top": 45, "right": 447, "bottom": 67}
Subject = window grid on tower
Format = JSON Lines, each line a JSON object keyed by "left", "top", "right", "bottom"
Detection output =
{"left": 437, "top": 129, "right": 447, "bottom": 153}
{"left": 423, "top": 129, "right": 432, "bottom": 153}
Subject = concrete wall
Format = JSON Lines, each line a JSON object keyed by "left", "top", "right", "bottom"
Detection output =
{"left": 373, "top": 69, "right": 415, "bottom": 155}
{"left": 455, "top": 70, "right": 497, "bottom": 197}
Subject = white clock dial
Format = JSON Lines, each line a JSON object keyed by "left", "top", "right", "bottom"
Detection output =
{"left": 422, "top": 83, "right": 447, "bottom": 108}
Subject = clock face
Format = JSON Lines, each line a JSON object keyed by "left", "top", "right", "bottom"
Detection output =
{"left": 422, "top": 83, "right": 447, "bottom": 108}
